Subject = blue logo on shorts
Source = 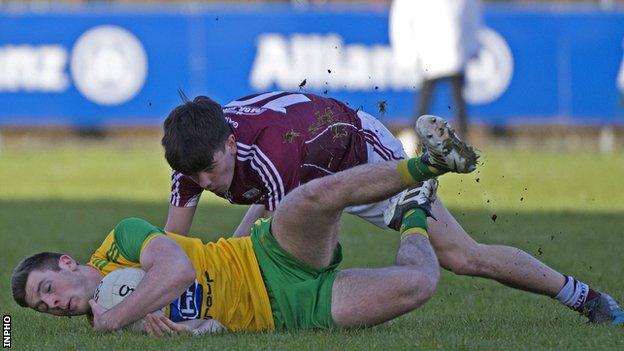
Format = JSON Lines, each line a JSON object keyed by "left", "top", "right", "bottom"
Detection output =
{"left": 169, "top": 280, "right": 203, "bottom": 321}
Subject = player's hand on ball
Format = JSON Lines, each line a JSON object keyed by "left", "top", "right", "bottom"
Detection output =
{"left": 88, "top": 299, "right": 117, "bottom": 332}
{"left": 143, "top": 313, "right": 190, "bottom": 337}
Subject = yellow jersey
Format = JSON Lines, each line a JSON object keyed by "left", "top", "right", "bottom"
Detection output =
{"left": 87, "top": 217, "right": 274, "bottom": 331}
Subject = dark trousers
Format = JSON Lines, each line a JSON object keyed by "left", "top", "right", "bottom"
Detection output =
{"left": 417, "top": 72, "right": 468, "bottom": 139}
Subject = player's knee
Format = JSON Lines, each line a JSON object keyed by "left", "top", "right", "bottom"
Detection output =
{"left": 297, "top": 181, "right": 325, "bottom": 207}
{"left": 296, "top": 177, "right": 336, "bottom": 210}
{"left": 418, "top": 271, "right": 439, "bottom": 302}
{"left": 400, "top": 270, "right": 439, "bottom": 311}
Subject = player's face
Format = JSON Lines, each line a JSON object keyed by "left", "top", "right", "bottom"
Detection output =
{"left": 190, "top": 134, "right": 237, "bottom": 196}
{"left": 24, "top": 255, "right": 92, "bottom": 316}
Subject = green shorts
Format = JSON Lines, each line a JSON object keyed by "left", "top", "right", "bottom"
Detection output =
{"left": 250, "top": 217, "right": 342, "bottom": 331}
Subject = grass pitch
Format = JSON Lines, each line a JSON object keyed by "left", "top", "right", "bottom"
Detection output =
{"left": 1, "top": 141, "right": 623, "bottom": 350}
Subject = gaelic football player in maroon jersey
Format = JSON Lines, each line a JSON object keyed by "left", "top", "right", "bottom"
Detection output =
{"left": 161, "top": 91, "right": 623, "bottom": 326}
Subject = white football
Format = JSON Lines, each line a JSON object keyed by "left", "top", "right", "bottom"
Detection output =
{"left": 93, "top": 268, "right": 163, "bottom": 331}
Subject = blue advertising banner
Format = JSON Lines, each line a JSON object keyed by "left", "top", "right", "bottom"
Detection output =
{"left": 0, "top": 4, "right": 623, "bottom": 127}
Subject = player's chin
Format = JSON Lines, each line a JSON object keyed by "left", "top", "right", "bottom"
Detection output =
{"left": 76, "top": 303, "right": 92, "bottom": 315}
{"left": 67, "top": 298, "right": 90, "bottom": 316}
{"left": 51, "top": 309, "right": 85, "bottom": 317}
{"left": 214, "top": 188, "right": 227, "bottom": 197}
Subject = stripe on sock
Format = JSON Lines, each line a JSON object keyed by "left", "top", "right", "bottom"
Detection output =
{"left": 555, "top": 276, "right": 590, "bottom": 310}
{"left": 397, "top": 160, "right": 416, "bottom": 185}
{"left": 400, "top": 227, "right": 429, "bottom": 239}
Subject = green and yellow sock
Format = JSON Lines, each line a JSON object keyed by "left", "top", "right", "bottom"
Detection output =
{"left": 397, "top": 156, "right": 443, "bottom": 186}
{"left": 400, "top": 208, "right": 429, "bottom": 239}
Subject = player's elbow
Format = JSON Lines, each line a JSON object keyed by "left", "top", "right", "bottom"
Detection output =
{"left": 170, "top": 259, "right": 196, "bottom": 289}
{"left": 175, "top": 259, "right": 197, "bottom": 287}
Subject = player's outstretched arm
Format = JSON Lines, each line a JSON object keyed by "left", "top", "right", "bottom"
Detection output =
{"left": 90, "top": 236, "right": 196, "bottom": 331}
{"left": 164, "top": 205, "right": 197, "bottom": 235}
{"left": 233, "top": 204, "right": 272, "bottom": 237}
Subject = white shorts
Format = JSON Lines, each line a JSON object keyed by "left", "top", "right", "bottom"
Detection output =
{"left": 344, "top": 111, "right": 408, "bottom": 228}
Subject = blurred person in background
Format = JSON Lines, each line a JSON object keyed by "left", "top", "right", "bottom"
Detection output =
{"left": 390, "top": 0, "right": 482, "bottom": 140}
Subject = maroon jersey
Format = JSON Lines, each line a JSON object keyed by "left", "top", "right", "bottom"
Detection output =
{"left": 170, "top": 91, "right": 368, "bottom": 211}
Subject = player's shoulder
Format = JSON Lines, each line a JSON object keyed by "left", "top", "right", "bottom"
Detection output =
{"left": 223, "top": 91, "right": 336, "bottom": 116}
{"left": 223, "top": 91, "right": 347, "bottom": 139}
{"left": 115, "top": 217, "right": 152, "bottom": 229}
{"left": 88, "top": 218, "right": 161, "bottom": 266}
{"left": 114, "top": 217, "right": 164, "bottom": 237}
{"left": 223, "top": 90, "right": 323, "bottom": 105}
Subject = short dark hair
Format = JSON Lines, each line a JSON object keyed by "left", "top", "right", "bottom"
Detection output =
{"left": 12, "top": 252, "right": 63, "bottom": 307}
{"left": 162, "top": 95, "right": 232, "bottom": 175}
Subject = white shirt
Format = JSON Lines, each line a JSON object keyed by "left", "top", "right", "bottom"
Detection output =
{"left": 390, "top": 0, "right": 482, "bottom": 79}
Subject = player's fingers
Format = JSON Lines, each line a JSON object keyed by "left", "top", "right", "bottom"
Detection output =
{"left": 152, "top": 314, "right": 174, "bottom": 334}
{"left": 192, "top": 319, "right": 226, "bottom": 335}
{"left": 145, "top": 315, "right": 164, "bottom": 337}
{"left": 143, "top": 316, "right": 156, "bottom": 336}
{"left": 160, "top": 316, "right": 189, "bottom": 333}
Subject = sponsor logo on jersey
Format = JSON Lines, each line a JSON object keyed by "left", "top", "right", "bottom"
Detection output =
{"left": 242, "top": 188, "right": 261, "bottom": 199}
{"left": 224, "top": 116, "right": 240, "bottom": 128}
{"left": 169, "top": 280, "right": 204, "bottom": 321}
{"left": 224, "top": 106, "right": 267, "bottom": 116}
{"left": 203, "top": 271, "right": 214, "bottom": 319}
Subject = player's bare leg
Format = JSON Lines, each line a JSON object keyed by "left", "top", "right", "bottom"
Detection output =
{"left": 272, "top": 161, "right": 417, "bottom": 269}
{"left": 271, "top": 164, "right": 446, "bottom": 326}
{"left": 332, "top": 180, "right": 441, "bottom": 327}
{"left": 416, "top": 114, "right": 624, "bottom": 326}
{"left": 414, "top": 116, "right": 548, "bottom": 292}
{"left": 331, "top": 233, "right": 439, "bottom": 327}
{"left": 427, "top": 198, "right": 566, "bottom": 295}
{"left": 428, "top": 193, "right": 624, "bottom": 325}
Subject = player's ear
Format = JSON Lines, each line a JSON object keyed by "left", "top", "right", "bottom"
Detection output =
{"left": 58, "top": 255, "right": 78, "bottom": 271}
{"left": 225, "top": 134, "right": 236, "bottom": 154}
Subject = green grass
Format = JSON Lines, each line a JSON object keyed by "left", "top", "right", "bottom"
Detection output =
{"left": 1, "top": 142, "right": 623, "bottom": 350}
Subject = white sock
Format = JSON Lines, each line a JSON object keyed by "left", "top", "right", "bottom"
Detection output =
{"left": 555, "top": 276, "right": 589, "bottom": 310}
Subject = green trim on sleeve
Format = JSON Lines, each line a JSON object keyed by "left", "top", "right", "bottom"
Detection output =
{"left": 113, "top": 217, "right": 165, "bottom": 262}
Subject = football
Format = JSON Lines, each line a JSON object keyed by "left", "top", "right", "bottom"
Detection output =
{"left": 93, "top": 268, "right": 161, "bottom": 331}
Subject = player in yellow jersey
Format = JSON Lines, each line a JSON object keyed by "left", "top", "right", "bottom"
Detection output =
{"left": 10, "top": 128, "right": 480, "bottom": 334}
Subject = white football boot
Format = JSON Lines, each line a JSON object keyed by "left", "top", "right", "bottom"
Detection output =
{"left": 384, "top": 179, "right": 438, "bottom": 231}
{"left": 415, "top": 115, "right": 478, "bottom": 174}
